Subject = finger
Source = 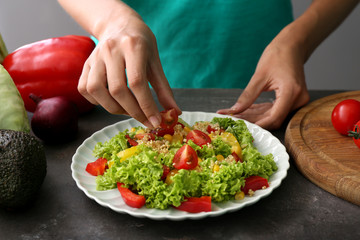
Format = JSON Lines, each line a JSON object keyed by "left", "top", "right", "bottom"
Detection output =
{"left": 148, "top": 57, "right": 181, "bottom": 115}
{"left": 125, "top": 48, "right": 162, "bottom": 128}
{"left": 100, "top": 39, "right": 156, "bottom": 128}
{"left": 78, "top": 60, "right": 98, "bottom": 105}
{"left": 232, "top": 102, "right": 273, "bottom": 123}
{"left": 217, "top": 74, "right": 265, "bottom": 115}
{"left": 255, "top": 88, "right": 294, "bottom": 130}
{"left": 86, "top": 58, "right": 126, "bottom": 115}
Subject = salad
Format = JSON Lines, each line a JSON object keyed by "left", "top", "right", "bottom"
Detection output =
{"left": 85, "top": 109, "right": 277, "bottom": 213}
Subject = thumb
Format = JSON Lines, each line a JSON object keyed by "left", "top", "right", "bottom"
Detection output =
{"left": 219, "top": 75, "right": 265, "bottom": 114}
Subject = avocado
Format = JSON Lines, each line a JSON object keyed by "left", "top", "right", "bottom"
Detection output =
{"left": 0, "top": 129, "right": 46, "bottom": 209}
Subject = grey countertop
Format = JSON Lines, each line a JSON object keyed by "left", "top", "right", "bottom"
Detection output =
{"left": 1, "top": 89, "right": 359, "bottom": 240}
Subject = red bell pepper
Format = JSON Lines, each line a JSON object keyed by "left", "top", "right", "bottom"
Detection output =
{"left": 117, "top": 183, "right": 146, "bottom": 208}
{"left": 85, "top": 158, "right": 108, "bottom": 176}
{"left": 241, "top": 176, "right": 269, "bottom": 195}
{"left": 2, "top": 35, "right": 95, "bottom": 114}
{"left": 174, "top": 196, "right": 212, "bottom": 213}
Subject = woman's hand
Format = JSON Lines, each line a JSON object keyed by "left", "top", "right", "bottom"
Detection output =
{"left": 218, "top": 0, "right": 359, "bottom": 130}
{"left": 80, "top": 13, "right": 180, "bottom": 128}
{"left": 58, "top": 0, "right": 181, "bottom": 128}
{"left": 217, "top": 31, "right": 310, "bottom": 130}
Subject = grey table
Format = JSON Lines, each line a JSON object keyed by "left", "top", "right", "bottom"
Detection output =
{"left": 1, "top": 89, "right": 359, "bottom": 240}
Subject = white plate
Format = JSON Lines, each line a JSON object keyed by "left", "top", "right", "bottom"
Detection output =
{"left": 71, "top": 112, "right": 289, "bottom": 220}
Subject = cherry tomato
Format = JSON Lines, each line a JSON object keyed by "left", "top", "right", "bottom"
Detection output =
{"left": 241, "top": 176, "right": 269, "bottom": 195}
{"left": 331, "top": 99, "right": 360, "bottom": 135}
{"left": 174, "top": 196, "right": 212, "bottom": 213}
{"left": 348, "top": 120, "right": 360, "bottom": 149}
{"left": 173, "top": 144, "right": 198, "bottom": 170}
{"left": 125, "top": 134, "right": 138, "bottom": 146}
{"left": 186, "top": 129, "right": 211, "bottom": 147}
{"left": 160, "top": 108, "right": 178, "bottom": 129}
{"left": 117, "top": 182, "right": 146, "bottom": 208}
{"left": 231, "top": 152, "right": 243, "bottom": 163}
{"left": 134, "top": 133, "right": 156, "bottom": 141}
{"left": 206, "top": 125, "right": 217, "bottom": 133}
{"left": 176, "top": 122, "right": 185, "bottom": 128}
{"left": 85, "top": 158, "right": 108, "bottom": 176}
{"left": 206, "top": 125, "right": 223, "bottom": 133}
{"left": 151, "top": 127, "right": 175, "bottom": 137}
{"left": 161, "top": 165, "right": 171, "bottom": 180}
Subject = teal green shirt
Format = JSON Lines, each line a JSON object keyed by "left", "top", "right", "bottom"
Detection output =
{"left": 123, "top": 0, "right": 293, "bottom": 88}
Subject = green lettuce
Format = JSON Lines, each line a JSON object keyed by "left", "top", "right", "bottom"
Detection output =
{"left": 93, "top": 117, "right": 278, "bottom": 210}
{"left": 93, "top": 130, "right": 129, "bottom": 161}
{"left": 211, "top": 117, "right": 277, "bottom": 179}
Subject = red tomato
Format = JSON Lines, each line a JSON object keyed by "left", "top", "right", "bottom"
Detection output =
{"left": 151, "top": 127, "right": 175, "bottom": 137}
{"left": 331, "top": 99, "right": 360, "bottom": 135}
{"left": 125, "top": 134, "right": 138, "bottom": 146}
{"left": 348, "top": 120, "right": 360, "bottom": 149}
{"left": 85, "top": 158, "right": 107, "bottom": 176}
{"left": 134, "top": 133, "right": 156, "bottom": 141}
{"left": 186, "top": 130, "right": 211, "bottom": 147}
{"left": 206, "top": 125, "right": 217, "bottom": 133}
{"left": 174, "top": 196, "right": 212, "bottom": 213}
{"left": 117, "top": 183, "right": 146, "bottom": 208}
{"left": 160, "top": 108, "right": 178, "bottom": 129}
{"left": 206, "top": 124, "right": 223, "bottom": 133}
{"left": 161, "top": 165, "right": 171, "bottom": 180}
{"left": 176, "top": 122, "right": 185, "bottom": 128}
{"left": 173, "top": 144, "right": 198, "bottom": 170}
{"left": 231, "top": 152, "right": 243, "bottom": 163}
{"left": 241, "top": 176, "right": 269, "bottom": 195}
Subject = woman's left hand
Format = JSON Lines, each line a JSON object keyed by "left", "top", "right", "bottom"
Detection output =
{"left": 217, "top": 34, "right": 310, "bottom": 130}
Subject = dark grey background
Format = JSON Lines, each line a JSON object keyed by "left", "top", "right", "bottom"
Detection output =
{"left": 0, "top": 0, "right": 359, "bottom": 90}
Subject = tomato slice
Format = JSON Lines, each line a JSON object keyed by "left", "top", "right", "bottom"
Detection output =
{"left": 173, "top": 144, "right": 198, "bottom": 170}
{"left": 134, "top": 133, "right": 155, "bottom": 141}
{"left": 161, "top": 165, "right": 171, "bottom": 180}
{"left": 241, "top": 176, "right": 269, "bottom": 195}
{"left": 160, "top": 108, "right": 178, "bottom": 129}
{"left": 186, "top": 130, "right": 211, "bottom": 147}
{"left": 117, "top": 182, "right": 146, "bottom": 208}
{"left": 174, "top": 196, "right": 212, "bottom": 213}
{"left": 85, "top": 158, "right": 108, "bottom": 176}
{"left": 125, "top": 134, "right": 138, "bottom": 146}
{"left": 151, "top": 127, "right": 175, "bottom": 137}
{"left": 231, "top": 152, "right": 243, "bottom": 163}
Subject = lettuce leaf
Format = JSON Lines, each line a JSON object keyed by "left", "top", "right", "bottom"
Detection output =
{"left": 202, "top": 162, "right": 245, "bottom": 202}
{"left": 93, "top": 116, "right": 278, "bottom": 209}
{"left": 93, "top": 130, "right": 130, "bottom": 161}
{"left": 211, "top": 117, "right": 277, "bottom": 179}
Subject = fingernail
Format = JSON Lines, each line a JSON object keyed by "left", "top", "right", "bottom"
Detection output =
{"left": 149, "top": 115, "right": 161, "bottom": 128}
{"left": 231, "top": 103, "right": 241, "bottom": 111}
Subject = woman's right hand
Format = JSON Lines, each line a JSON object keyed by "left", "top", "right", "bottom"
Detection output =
{"left": 58, "top": 0, "right": 181, "bottom": 128}
{"left": 80, "top": 12, "right": 181, "bottom": 128}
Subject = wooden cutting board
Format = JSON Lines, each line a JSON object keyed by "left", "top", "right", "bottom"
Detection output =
{"left": 285, "top": 91, "right": 360, "bottom": 206}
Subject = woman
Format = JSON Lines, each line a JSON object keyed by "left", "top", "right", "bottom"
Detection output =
{"left": 58, "top": 0, "right": 359, "bottom": 130}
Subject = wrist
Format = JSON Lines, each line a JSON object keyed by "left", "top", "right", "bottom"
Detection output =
{"left": 92, "top": 2, "right": 141, "bottom": 40}
{"left": 269, "top": 23, "right": 309, "bottom": 64}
